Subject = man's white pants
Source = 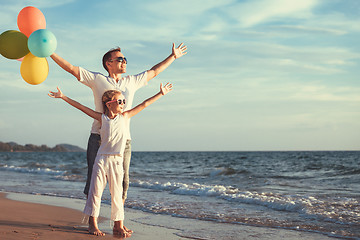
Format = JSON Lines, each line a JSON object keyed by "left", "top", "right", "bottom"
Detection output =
{"left": 83, "top": 154, "right": 124, "bottom": 221}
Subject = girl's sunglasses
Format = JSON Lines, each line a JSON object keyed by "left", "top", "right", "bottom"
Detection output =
{"left": 107, "top": 99, "right": 126, "bottom": 105}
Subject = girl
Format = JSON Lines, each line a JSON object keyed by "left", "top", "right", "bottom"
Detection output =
{"left": 48, "top": 83, "right": 173, "bottom": 237}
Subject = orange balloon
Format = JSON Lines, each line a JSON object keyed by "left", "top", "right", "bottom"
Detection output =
{"left": 17, "top": 6, "right": 46, "bottom": 37}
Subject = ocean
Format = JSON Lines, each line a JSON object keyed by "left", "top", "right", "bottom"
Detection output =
{"left": 0, "top": 151, "right": 359, "bottom": 239}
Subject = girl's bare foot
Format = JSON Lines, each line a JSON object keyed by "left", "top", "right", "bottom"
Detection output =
{"left": 89, "top": 216, "right": 105, "bottom": 236}
{"left": 123, "top": 225, "right": 133, "bottom": 234}
{"left": 89, "top": 226, "right": 105, "bottom": 236}
{"left": 113, "top": 227, "right": 131, "bottom": 238}
{"left": 113, "top": 220, "right": 131, "bottom": 237}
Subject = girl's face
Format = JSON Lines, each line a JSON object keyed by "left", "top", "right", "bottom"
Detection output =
{"left": 106, "top": 93, "right": 126, "bottom": 114}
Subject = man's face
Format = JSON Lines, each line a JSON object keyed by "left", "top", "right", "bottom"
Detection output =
{"left": 107, "top": 51, "right": 127, "bottom": 74}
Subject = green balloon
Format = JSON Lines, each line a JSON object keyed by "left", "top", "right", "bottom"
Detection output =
{"left": 0, "top": 30, "right": 29, "bottom": 59}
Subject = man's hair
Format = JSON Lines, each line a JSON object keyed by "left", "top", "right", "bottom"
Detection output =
{"left": 102, "top": 47, "right": 121, "bottom": 73}
{"left": 102, "top": 90, "right": 122, "bottom": 114}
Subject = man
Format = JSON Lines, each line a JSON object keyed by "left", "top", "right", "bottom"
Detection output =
{"left": 50, "top": 42, "right": 187, "bottom": 234}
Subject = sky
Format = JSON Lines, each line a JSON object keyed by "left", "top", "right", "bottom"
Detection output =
{"left": 1, "top": 0, "right": 359, "bottom": 151}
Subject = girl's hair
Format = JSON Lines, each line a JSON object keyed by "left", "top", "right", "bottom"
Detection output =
{"left": 102, "top": 90, "right": 122, "bottom": 114}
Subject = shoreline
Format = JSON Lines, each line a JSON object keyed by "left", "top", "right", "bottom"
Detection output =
{"left": 0, "top": 191, "right": 339, "bottom": 240}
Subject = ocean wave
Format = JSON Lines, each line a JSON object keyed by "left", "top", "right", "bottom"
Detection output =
{"left": 341, "top": 169, "right": 360, "bottom": 176}
{"left": 0, "top": 164, "right": 65, "bottom": 176}
{"left": 131, "top": 179, "right": 360, "bottom": 224}
{"left": 0, "top": 164, "right": 87, "bottom": 182}
{"left": 131, "top": 180, "right": 305, "bottom": 210}
{"left": 209, "top": 167, "right": 243, "bottom": 177}
{"left": 54, "top": 174, "right": 86, "bottom": 182}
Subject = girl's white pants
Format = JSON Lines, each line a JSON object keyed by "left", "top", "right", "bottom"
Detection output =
{"left": 83, "top": 154, "right": 124, "bottom": 221}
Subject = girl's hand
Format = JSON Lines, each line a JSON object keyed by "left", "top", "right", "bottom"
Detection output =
{"left": 48, "top": 87, "right": 64, "bottom": 99}
{"left": 160, "top": 83, "right": 173, "bottom": 95}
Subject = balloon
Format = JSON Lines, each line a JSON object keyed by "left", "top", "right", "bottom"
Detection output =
{"left": 28, "top": 29, "right": 57, "bottom": 57}
{"left": 0, "top": 30, "right": 29, "bottom": 59}
{"left": 17, "top": 6, "right": 46, "bottom": 37}
{"left": 20, "top": 53, "right": 49, "bottom": 85}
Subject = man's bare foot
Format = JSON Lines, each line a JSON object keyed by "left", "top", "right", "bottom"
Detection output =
{"left": 113, "top": 226, "right": 131, "bottom": 238}
{"left": 123, "top": 225, "right": 133, "bottom": 234}
{"left": 89, "top": 216, "right": 105, "bottom": 236}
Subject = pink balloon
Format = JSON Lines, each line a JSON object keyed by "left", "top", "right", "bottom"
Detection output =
{"left": 17, "top": 6, "right": 46, "bottom": 37}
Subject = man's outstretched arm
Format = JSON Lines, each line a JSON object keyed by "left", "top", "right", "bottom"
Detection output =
{"left": 51, "top": 53, "right": 81, "bottom": 81}
{"left": 146, "top": 43, "right": 187, "bottom": 82}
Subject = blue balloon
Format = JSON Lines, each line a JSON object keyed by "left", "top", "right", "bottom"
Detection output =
{"left": 28, "top": 29, "right": 57, "bottom": 57}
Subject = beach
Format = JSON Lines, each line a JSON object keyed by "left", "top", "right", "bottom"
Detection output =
{"left": 0, "top": 192, "right": 339, "bottom": 240}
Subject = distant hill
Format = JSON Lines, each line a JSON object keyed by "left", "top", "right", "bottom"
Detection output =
{"left": 0, "top": 141, "right": 86, "bottom": 152}
{"left": 56, "top": 143, "right": 86, "bottom": 152}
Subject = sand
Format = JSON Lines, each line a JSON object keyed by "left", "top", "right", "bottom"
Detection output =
{"left": 0, "top": 192, "right": 336, "bottom": 240}
{"left": 0, "top": 192, "right": 184, "bottom": 240}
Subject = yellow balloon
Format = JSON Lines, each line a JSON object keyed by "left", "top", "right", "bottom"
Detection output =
{"left": 20, "top": 53, "right": 49, "bottom": 85}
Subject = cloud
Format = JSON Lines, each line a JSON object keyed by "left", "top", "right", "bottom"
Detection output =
{"left": 3, "top": 0, "right": 78, "bottom": 9}
{"left": 226, "top": 0, "right": 319, "bottom": 27}
{"left": 136, "top": 0, "right": 233, "bottom": 18}
{"left": 290, "top": 85, "right": 360, "bottom": 102}
{"left": 271, "top": 25, "right": 347, "bottom": 35}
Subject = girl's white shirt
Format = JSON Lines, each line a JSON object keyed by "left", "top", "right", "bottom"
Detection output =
{"left": 97, "top": 113, "right": 128, "bottom": 156}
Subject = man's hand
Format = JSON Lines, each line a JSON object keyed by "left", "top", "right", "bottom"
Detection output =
{"left": 172, "top": 43, "right": 187, "bottom": 59}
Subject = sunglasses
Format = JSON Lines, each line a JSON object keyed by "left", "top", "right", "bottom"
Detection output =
{"left": 107, "top": 98, "right": 126, "bottom": 105}
{"left": 109, "top": 57, "right": 127, "bottom": 63}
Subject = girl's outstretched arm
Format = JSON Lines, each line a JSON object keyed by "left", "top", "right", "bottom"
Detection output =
{"left": 48, "top": 87, "right": 102, "bottom": 122}
{"left": 124, "top": 83, "right": 173, "bottom": 118}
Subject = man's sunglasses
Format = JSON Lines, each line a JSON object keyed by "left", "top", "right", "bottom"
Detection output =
{"left": 107, "top": 99, "right": 126, "bottom": 105}
{"left": 109, "top": 57, "right": 127, "bottom": 63}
